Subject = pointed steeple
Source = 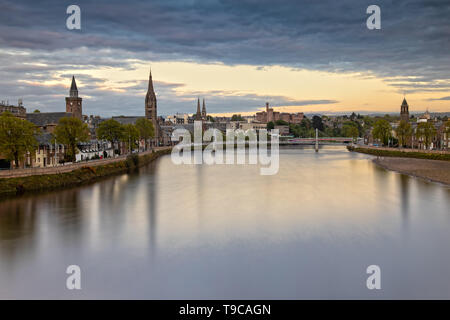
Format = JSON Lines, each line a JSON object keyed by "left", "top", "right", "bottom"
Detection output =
{"left": 195, "top": 97, "right": 202, "bottom": 120}
{"left": 145, "top": 67, "right": 158, "bottom": 127}
{"left": 148, "top": 67, "right": 154, "bottom": 92}
{"left": 70, "top": 76, "right": 78, "bottom": 97}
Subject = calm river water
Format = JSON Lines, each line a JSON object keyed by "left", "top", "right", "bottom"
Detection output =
{"left": 0, "top": 146, "right": 449, "bottom": 299}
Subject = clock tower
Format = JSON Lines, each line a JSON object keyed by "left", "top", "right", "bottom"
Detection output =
{"left": 65, "top": 76, "right": 82, "bottom": 120}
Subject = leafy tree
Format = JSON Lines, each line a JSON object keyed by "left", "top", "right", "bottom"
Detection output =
{"left": 342, "top": 123, "right": 359, "bottom": 141}
{"left": 311, "top": 115, "right": 324, "bottom": 131}
{"left": 96, "top": 119, "right": 124, "bottom": 156}
{"left": 395, "top": 120, "right": 412, "bottom": 148}
{"left": 300, "top": 118, "right": 311, "bottom": 129}
{"left": 372, "top": 119, "right": 392, "bottom": 146}
{"left": 53, "top": 117, "right": 89, "bottom": 162}
{"left": 0, "top": 112, "right": 39, "bottom": 168}
{"left": 122, "top": 124, "right": 140, "bottom": 153}
{"left": 416, "top": 122, "right": 436, "bottom": 149}
{"left": 267, "top": 121, "right": 275, "bottom": 130}
{"left": 343, "top": 121, "right": 362, "bottom": 137}
{"left": 135, "top": 118, "right": 155, "bottom": 151}
{"left": 231, "top": 114, "right": 244, "bottom": 121}
{"left": 275, "top": 120, "right": 289, "bottom": 126}
{"left": 33, "top": 109, "right": 40, "bottom": 113}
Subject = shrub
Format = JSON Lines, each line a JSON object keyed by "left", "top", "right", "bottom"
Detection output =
{"left": 125, "top": 154, "right": 139, "bottom": 169}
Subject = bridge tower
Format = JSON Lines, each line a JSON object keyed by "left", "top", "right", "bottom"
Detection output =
{"left": 315, "top": 128, "right": 319, "bottom": 152}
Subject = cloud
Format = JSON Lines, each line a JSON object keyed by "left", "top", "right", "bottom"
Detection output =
{"left": 428, "top": 96, "right": 450, "bottom": 101}
{"left": 0, "top": 0, "right": 449, "bottom": 113}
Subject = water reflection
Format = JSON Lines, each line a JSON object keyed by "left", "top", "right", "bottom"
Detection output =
{"left": 0, "top": 146, "right": 449, "bottom": 299}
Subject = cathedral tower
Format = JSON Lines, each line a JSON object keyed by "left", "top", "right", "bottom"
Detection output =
{"left": 65, "top": 76, "right": 82, "bottom": 120}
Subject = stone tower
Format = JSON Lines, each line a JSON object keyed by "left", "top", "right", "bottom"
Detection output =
{"left": 145, "top": 69, "right": 159, "bottom": 138}
{"left": 400, "top": 97, "right": 409, "bottom": 122}
{"left": 65, "top": 76, "right": 82, "bottom": 120}
{"left": 202, "top": 98, "right": 207, "bottom": 120}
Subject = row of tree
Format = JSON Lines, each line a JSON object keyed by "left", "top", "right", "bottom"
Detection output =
{"left": 373, "top": 119, "right": 449, "bottom": 149}
{"left": 0, "top": 112, "right": 154, "bottom": 168}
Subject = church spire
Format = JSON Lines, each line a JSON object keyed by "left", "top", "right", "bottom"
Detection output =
{"left": 70, "top": 76, "right": 78, "bottom": 97}
{"left": 195, "top": 97, "right": 202, "bottom": 120}
{"left": 147, "top": 67, "right": 154, "bottom": 93}
{"left": 202, "top": 98, "right": 206, "bottom": 119}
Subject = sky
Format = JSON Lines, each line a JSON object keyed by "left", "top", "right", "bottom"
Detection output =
{"left": 0, "top": 0, "right": 449, "bottom": 117}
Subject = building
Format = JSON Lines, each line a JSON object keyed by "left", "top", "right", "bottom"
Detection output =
{"left": 400, "top": 97, "right": 409, "bottom": 122}
{"left": 65, "top": 76, "right": 83, "bottom": 120}
{"left": 166, "top": 113, "right": 190, "bottom": 125}
{"left": 418, "top": 109, "right": 431, "bottom": 123}
{"left": 34, "top": 133, "right": 66, "bottom": 167}
{"left": 26, "top": 112, "right": 72, "bottom": 133}
{"left": 275, "top": 125, "right": 290, "bottom": 136}
{"left": 145, "top": 69, "right": 160, "bottom": 143}
{"left": 255, "top": 102, "right": 304, "bottom": 124}
{"left": 0, "top": 99, "right": 26, "bottom": 118}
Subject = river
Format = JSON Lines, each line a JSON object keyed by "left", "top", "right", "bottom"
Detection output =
{"left": 0, "top": 146, "right": 449, "bottom": 299}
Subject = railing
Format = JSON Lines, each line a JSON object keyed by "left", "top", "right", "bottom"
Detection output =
{"left": 0, "top": 147, "right": 171, "bottom": 178}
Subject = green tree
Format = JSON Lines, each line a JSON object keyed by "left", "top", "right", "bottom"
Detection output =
{"left": 33, "top": 109, "right": 40, "bottom": 113}
{"left": 122, "top": 124, "right": 140, "bottom": 153}
{"left": 416, "top": 122, "right": 437, "bottom": 150}
{"left": 96, "top": 119, "right": 124, "bottom": 156}
{"left": 53, "top": 117, "right": 89, "bottom": 162}
{"left": 395, "top": 120, "right": 412, "bottom": 148}
{"left": 135, "top": 118, "right": 155, "bottom": 151}
{"left": 267, "top": 121, "right": 275, "bottom": 130}
{"left": 342, "top": 123, "right": 359, "bottom": 141}
{"left": 275, "top": 119, "right": 288, "bottom": 126}
{"left": 0, "top": 112, "right": 39, "bottom": 168}
{"left": 231, "top": 114, "right": 244, "bottom": 121}
{"left": 312, "top": 115, "right": 324, "bottom": 131}
{"left": 372, "top": 119, "right": 392, "bottom": 146}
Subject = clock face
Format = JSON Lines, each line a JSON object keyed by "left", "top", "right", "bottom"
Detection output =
{"left": 70, "top": 102, "right": 73, "bottom": 106}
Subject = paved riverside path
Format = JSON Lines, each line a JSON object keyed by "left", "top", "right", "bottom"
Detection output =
{"left": 0, "top": 147, "right": 172, "bottom": 179}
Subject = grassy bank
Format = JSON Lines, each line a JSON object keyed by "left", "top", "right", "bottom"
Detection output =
{"left": 0, "top": 148, "right": 171, "bottom": 198}
{"left": 347, "top": 146, "right": 450, "bottom": 161}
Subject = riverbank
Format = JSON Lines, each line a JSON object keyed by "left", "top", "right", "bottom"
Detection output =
{"left": 347, "top": 145, "right": 450, "bottom": 161}
{"left": 0, "top": 148, "right": 171, "bottom": 198}
{"left": 373, "top": 157, "right": 450, "bottom": 186}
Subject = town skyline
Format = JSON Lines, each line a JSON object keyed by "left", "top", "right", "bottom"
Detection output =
{"left": 1, "top": 68, "right": 449, "bottom": 119}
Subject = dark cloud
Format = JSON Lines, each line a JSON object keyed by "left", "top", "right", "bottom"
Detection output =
{"left": 0, "top": 0, "right": 449, "bottom": 114}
